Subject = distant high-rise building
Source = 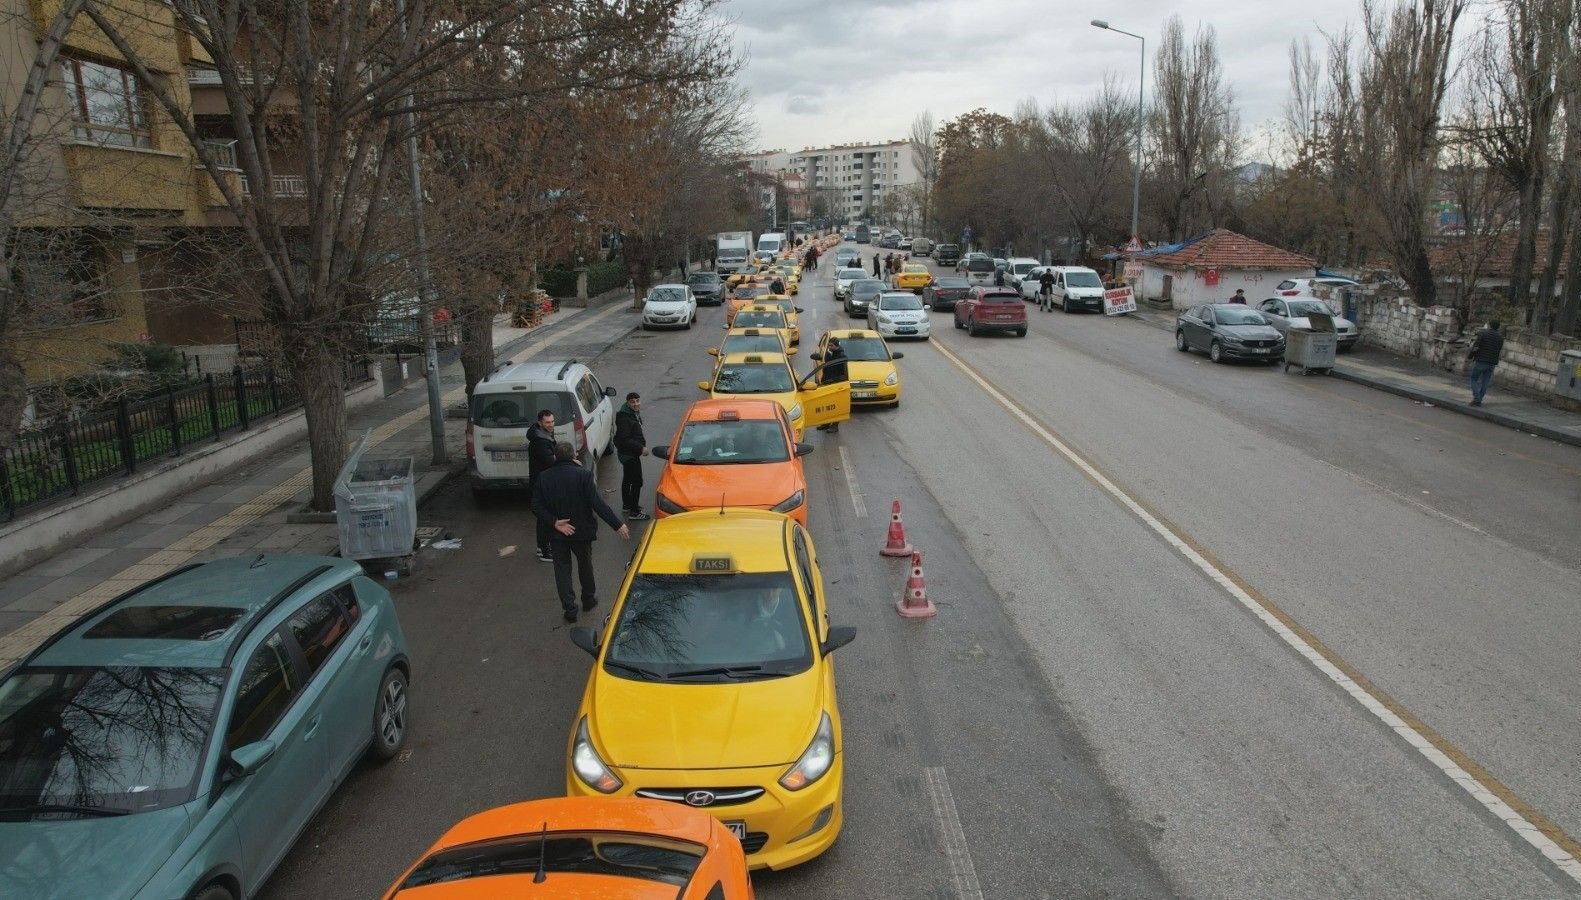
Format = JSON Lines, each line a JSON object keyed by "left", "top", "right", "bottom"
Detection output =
{"left": 741, "top": 140, "right": 919, "bottom": 219}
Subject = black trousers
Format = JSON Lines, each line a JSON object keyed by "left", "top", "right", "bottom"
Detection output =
{"left": 549, "top": 540, "right": 597, "bottom": 613}
{"left": 529, "top": 475, "right": 551, "bottom": 553}
{"left": 620, "top": 456, "right": 643, "bottom": 511}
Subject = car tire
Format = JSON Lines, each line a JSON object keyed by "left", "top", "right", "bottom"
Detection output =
{"left": 190, "top": 883, "right": 235, "bottom": 900}
{"left": 1062, "top": 296, "right": 1073, "bottom": 313}
{"left": 1209, "top": 341, "right": 1224, "bottom": 363}
{"left": 1176, "top": 330, "right": 1190, "bottom": 352}
{"left": 967, "top": 318, "right": 979, "bottom": 336}
{"left": 954, "top": 313, "right": 963, "bottom": 329}
{"left": 371, "top": 666, "right": 409, "bottom": 762}
{"left": 1016, "top": 328, "right": 1027, "bottom": 337}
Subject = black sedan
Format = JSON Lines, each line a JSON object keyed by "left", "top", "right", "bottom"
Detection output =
{"left": 846, "top": 278, "right": 886, "bottom": 318}
{"left": 923, "top": 276, "right": 973, "bottom": 311}
{"left": 1176, "top": 304, "right": 1285, "bottom": 364}
{"left": 686, "top": 272, "right": 725, "bottom": 305}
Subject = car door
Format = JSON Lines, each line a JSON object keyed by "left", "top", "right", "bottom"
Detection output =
{"left": 1182, "top": 307, "right": 1206, "bottom": 349}
{"left": 1260, "top": 299, "right": 1289, "bottom": 333}
{"left": 219, "top": 629, "right": 326, "bottom": 895}
{"left": 798, "top": 369, "right": 852, "bottom": 431}
{"left": 282, "top": 584, "right": 368, "bottom": 783}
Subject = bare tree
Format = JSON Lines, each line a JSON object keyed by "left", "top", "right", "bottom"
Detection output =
{"left": 1356, "top": 0, "right": 1466, "bottom": 306}
{"left": 1149, "top": 16, "right": 1237, "bottom": 241}
{"left": 910, "top": 111, "right": 938, "bottom": 237}
{"left": 1037, "top": 77, "right": 1137, "bottom": 261}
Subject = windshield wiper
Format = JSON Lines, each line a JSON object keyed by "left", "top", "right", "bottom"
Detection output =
{"left": 604, "top": 661, "right": 666, "bottom": 681}
{"left": 665, "top": 665, "right": 784, "bottom": 680}
{"left": 0, "top": 803, "right": 130, "bottom": 817}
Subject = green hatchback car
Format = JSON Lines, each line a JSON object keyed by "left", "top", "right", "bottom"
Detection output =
{"left": 0, "top": 555, "right": 411, "bottom": 900}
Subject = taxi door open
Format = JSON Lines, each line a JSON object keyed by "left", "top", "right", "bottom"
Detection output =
{"left": 799, "top": 369, "right": 851, "bottom": 431}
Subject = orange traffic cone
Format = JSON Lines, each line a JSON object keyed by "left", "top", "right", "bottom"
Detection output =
{"left": 895, "top": 551, "right": 938, "bottom": 618}
{"left": 880, "top": 499, "right": 913, "bottom": 557}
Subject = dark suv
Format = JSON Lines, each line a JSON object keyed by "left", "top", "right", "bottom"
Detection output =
{"left": 933, "top": 244, "right": 961, "bottom": 266}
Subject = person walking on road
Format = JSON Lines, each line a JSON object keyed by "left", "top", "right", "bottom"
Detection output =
{"left": 816, "top": 338, "right": 848, "bottom": 434}
{"left": 1038, "top": 268, "right": 1056, "bottom": 312}
{"left": 873, "top": 253, "right": 881, "bottom": 277}
{"left": 531, "top": 442, "right": 630, "bottom": 622}
{"left": 1467, "top": 320, "right": 1504, "bottom": 406}
{"left": 614, "top": 392, "right": 651, "bottom": 520}
{"left": 526, "top": 409, "right": 559, "bottom": 562}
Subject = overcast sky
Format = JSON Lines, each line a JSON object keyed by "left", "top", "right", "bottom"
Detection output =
{"left": 720, "top": 0, "right": 1376, "bottom": 160}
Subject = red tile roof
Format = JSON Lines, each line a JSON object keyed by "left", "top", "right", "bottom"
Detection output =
{"left": 1141, "top": 229, "right": 1317, "bottom": 271}
{"left": 1427, "top": 230, "right": 1570, "bottom": 278}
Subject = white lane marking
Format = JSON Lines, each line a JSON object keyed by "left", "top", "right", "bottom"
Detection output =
{"left": 837, "top": 445, "right": 866, "bottom": 518}
{"left": 929, "top": 338, "right": 1581, "bottom": 885}
{"left": 924, "top": 766, "right": 984, "bottom": 899}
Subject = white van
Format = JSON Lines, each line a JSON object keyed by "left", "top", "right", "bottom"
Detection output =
{"left": 1049, "top": 266, "right": 1106, "bottom": 313}
{"left": 466, "top": 359, "right": 617, "bottom": 498}
{"left": 757, "top": 232, "right": 787, "bottom": 256}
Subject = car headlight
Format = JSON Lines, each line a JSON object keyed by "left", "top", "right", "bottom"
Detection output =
{"left": 572, "top": 717, "right": 621, "bottom": 793}
{"left": 884, "top": 371, "right": 898, "bottom": 386}
{"left": 771, "top": 490, "right": 805, "bottom": 513}
{"left": 787, "top": 403, "right": 803, "bottom": 421}
{"left": 655, "top": 492, "right": 685, "bottom": 514}
{"left": 877, "top": 314, "right": 893, "bottom": 324}
{"left": 1221, "top": 334, "right": 1244, "bottom": 344}
{"left": 779, "top": 712, "right": 835, "bottom": 790}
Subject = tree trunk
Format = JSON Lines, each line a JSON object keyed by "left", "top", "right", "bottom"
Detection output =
{"left": 283, "top": 331, "right": 348, "bottom": 511}
{"left": 459, "top": 300, "right": 495, "bottom": 401}
{"left": 1556, "top": 221, "right": 1581, "bottom": 336}
{"left": 1508, "top": 175, "right": 1542, "bottom": 311}
{"left": 1401, "top": 240, "right": 1438, "bottom": 307}
{"left": 1536, "top": 178, "right": 1571, "bottom": 319}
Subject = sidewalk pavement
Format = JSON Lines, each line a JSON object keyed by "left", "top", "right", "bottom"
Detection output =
{"left": 0, "top": 290, "right": 642, "bottom": 671}
{"left": 1123, "top": 305, "right": 1581, "bottom": 448}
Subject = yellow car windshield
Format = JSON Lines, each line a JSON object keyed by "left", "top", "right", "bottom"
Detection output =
{"left": 604, "top": 573, "right": 812, "bottom": 682}
{"left": 715, "top": 364, "right": 794, "bottom": 394}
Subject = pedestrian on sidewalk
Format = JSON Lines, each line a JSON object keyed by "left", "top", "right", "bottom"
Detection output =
{"left": 614, "top": 392, "right": 651, "bottom": 520}
{"left": 710, "top": 248, "right": 717, "bottom": 270}
{"left": 531, "top": 442, "right": 630, "bottom": 622}
{"left": 1467, "top": 319, "right": 1504, "bottom": 406}
{"left": 815, "top": 338, "right": 848, "bottom": 434}
{"left": 680, "top": 257, "right": 689, "bottom": 278}
{"left": 526, "top": 409, "right": 559, "bottom": 562}
{"left": 1038, "top": 268, "right": 1056, "bottom": 312}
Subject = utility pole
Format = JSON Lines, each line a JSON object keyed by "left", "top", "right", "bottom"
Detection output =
{"left": 396, "top": 0, "right": 447, "bottom": 465}
{"left": 1092, "top": 19, "right": 1146, "bottom": 243}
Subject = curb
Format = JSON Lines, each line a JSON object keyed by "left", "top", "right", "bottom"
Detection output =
{"left": 1328, "top": 368, "right": 1581, "bottom": 448}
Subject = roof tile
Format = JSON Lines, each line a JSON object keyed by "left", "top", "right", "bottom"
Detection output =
{"left": 1141, "top": 229, "right": 1317, "bottom": 270}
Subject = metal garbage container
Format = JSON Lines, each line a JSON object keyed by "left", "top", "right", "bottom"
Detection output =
{"left": 1284, "top": 311, "right": 1337, "bottom": 375}
{"left": 335, "top": 431, "right": 419, "bottom": 573}
{"left": 1556, "top": 349, "right": 1581, "bottom": 403}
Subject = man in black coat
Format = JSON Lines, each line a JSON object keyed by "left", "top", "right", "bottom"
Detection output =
{"left": 531, "top": 442, "right": 630, "bottom": 622}
{"left": 613, "top": 392, "right": 650, "bottom": 520}
{"left": 816, "top": 338, "right": 848, "bottom": 434}
{"left": 525, "top": 410, "right": 559, "bottom": 562}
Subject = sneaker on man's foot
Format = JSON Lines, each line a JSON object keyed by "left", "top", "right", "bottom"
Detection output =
{"left": 582, "top": 597, "right": 599, "bottom": 612}
{"left": 626, "top": 510, "right": 652, "bottom": 521}
{"left": 536, "top": 549, "right": 552, "bottom": 562}
{"left": 563, "top": 608, "right": 579, "bottom": 623}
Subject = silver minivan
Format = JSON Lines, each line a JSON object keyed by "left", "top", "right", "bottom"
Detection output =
{"left": 466, "top": 360, "right": 616, "bottom": 498}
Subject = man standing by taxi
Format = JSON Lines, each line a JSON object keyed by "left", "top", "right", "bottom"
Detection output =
{"left": 614, "top": 392, "right": 650, "bottom": 520}
{"left": 816, "top": 338, "right": 848, "bottom": 434}
{"left": 526, "top": 409, "right": 558, "bottom": 562}
{"left": 532, "top": 443, "right": 630, "bottom": 623}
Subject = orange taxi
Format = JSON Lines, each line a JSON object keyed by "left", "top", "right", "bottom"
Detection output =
{"left": 651, "top": 399, "right": 812, "bottom": 526}
{"left": 382, "top": 797, "right": 754, "bottom": 899}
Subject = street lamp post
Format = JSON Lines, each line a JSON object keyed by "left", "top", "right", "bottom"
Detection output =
{"left": 1092, "top": 19, "right": 1145, "bottom": 244}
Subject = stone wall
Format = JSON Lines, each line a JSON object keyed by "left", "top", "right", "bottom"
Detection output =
{"left": 1310, "top": 285, "right": 1581, "bottom": 396}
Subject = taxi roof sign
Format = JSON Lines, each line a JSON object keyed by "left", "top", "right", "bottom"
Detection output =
{"left": 691, "top": 553, "right": 737, "bottom": 574}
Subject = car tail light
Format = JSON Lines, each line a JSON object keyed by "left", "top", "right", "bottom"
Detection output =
{"left": 465, "top": 421, "right": 474, "bottom": 458}
{"left": 1281, "top": 290, "right": 1299, "bottom": 296}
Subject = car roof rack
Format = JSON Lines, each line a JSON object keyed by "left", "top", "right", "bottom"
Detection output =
{"left": 222, "top": 563, "right": 335, "bottom": 666}
{"left": 556, "top": 359, "right": 578, "bottom": 380}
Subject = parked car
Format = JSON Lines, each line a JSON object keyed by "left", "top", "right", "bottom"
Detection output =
{"left": 890, "top": 263, "right": 932, "bottom": 293}
{"left": 1016, "top": 265, "right": 1052, "bottom": 301}
{"left": 834, "top": 266, "right": 867, "bottom": 300}
{"left": 1005, "top": 257, "right": 1040, "bottom": 289}
{"left": 933, "top": 243, "right": 961, "bottom": 266}
{"left": 911, "top": 237, "right": 932, "bottom": 257}
{"left": 1276, "top": 276, "right": 1359, "bottom": 296}
{"left": 955, "top": 251, "right": 990, "bottom": 274}
{"left": 0, "top": 555, "right": 410, "bottom": 900}
{"left": 686, "top": 272, "right": 724, "bottom": 305}
{"left": 867, "top": 290, "right": 932, "bottom": 340}
{"left": 1258, "top": 296, "right": 1360, "bottom": 350}
{"left": 469, "top": 359, "right": 618, "bottom": 495}
{"left": 923, "top": 276, "right": 973, "bottom": 310}
{"left": 834, "top": 247, "right": 862, "bottom": 268}
{"left": 898, "top": 237, "right": 914, "bottom": 251}
{"left": 846, "top": 278, "right": 885, "bottom": 317}
{"left": 1048, "top": 266, "right": 1106, "bottom": 313}
{"left": 955, "top": 287, "right": 1027, "bottom": 337}
{"left": 962, "top": 256, "right": 998, "bottom": 287}
{"left": 641, "top": 284, "right": 698, "bottom": 329}
{"left": 1176, "top": 304, "right": 1285, "bottom": 363}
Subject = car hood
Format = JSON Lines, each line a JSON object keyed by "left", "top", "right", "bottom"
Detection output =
{"left": 874, "top": 309, "right": 926, "bottom": 320}
{"left": 591, "top": 669, "right": 823, "bottom": 769}
{"left": 847, "top": 360, "right": 897, "bottom": 382}
{"left": 1220, "top": 324, "right": 1283, "bottom": 339}
{"left": 0, "top": 805, "right": 193, "bottom": 900}
{"left": 1065, "top": 287, "right": 1103, "bottom": 298}
{"left": 1288, "top": 316, "right": 1355, "bottom": 331}
{"left": 645, "top": 301, "right": 690, "bottom": 313}
{"left": 658, "top": 461, "right": 802, "bottom": 510}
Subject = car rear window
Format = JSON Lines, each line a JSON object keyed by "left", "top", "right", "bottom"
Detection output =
{"left": 937, "top": 245, "right": 959, "bottom": 253}
{"left": 471, "top": 391, "right": 573, "bottom": 428}
{"left": 84, "top": 606, "right": 245, "bottom": 640}
{"left": 400, "top": 833, "right": 704, "bottom": 889}
{"left": 980, "top": 291, "right": 1021, "bottom": 304}
{"left": 966, "top": 259, "right": 996, "bottom": 272}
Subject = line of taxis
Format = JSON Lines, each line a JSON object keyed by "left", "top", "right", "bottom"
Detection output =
{"left": 382, "top": 234, "right": 913, "bottom": 899}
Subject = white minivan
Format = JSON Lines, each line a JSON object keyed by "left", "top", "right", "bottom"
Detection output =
{"left": 757, "top": 231, "right": 787, "bottom": 256}
{"left": 1049, "top": 266, "right": 1107, "bottom": 313}
{"left": 466, "top": 359, "right": 617, "bottom": 498}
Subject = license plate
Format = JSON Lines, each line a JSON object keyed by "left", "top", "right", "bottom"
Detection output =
{"left": 725, "top": 820, "right": 748, "bottom": 840}
{"left": 491, "top": 450, "right": 529, "bottom": 461}
{"left": 896, "top": 327, "right": 917, "bottom": 334}
{"left": 854, "top": 390, "right": 877, "bottom": 399}
{"left": 1252, "top": 348, "right": 1270, "bottom": 354}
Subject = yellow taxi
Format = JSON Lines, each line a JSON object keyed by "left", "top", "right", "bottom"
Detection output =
{"left": 651, "top": 399, "right": 811, "bottom": 526}
{"left": 564, "top": 509, "right": 856, "bottom": 871}
{"left": 707, "top": 327, "right": 792, "bottom": 365}
{"left": 729, "top": 307, "right": 795, "bottom": 350}
{"left": 810, "top": 329, "right": 904, "bottom": 408}
{"left": 696, "top": 352, "right": 849, "bottom": 439}
{"left": 726, "top": 288, "right": 783, "bottom": 326}
{"left": 744, "top": 298, "right": 801, "bottom": 346}
{"left": 890, "top": 263, "right": 932, "bottom": 293}
{"left": 765, "top": 264, "right": 800, "bottom": 295}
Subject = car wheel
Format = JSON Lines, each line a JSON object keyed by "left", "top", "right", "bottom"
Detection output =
{"left": 968, "top": 318, "right": 979, "bottom": 336}
{"left": 371, "top": 666, "right": 409, "bottom": 761}
{"left": 1176, "top": 330, "right": 1190, "bottom": 352}
{"left": 1209, "top": 341, "right": 1224, "bottom": 363}
{"left": 190, "top": 883, "right": 235, "bottom": 900}
{"left": 954, "top": 312, "right": 963, "bottom": 329}
{"left": 1062, "top": 296, "right": 1073, "bottom": 313}
{"left": 1016, "top": 328, "right": 1027, "bottom": 337}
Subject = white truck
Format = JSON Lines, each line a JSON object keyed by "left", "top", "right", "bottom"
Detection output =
{"left": 715, "top": 231, "right": 753, "bottom": 272}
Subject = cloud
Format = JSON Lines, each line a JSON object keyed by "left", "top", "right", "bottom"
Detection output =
{"left": 785, "top": 94, "right": 823, "bottom": 115}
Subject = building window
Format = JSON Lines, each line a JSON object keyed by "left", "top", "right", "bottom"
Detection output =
{"left": 62, "top": 57, "right": 151, "bottom": 148}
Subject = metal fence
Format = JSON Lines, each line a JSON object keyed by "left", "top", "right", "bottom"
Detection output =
{"left": 1, "top": 362, "right": 370, "bottom": 522}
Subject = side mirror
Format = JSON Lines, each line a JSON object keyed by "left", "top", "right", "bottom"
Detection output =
{"left": 795, "top": 307, "right": 805, "bottom": 314}
{"left": 706, "top": 347, "right": 719, "bottom": 356}
{"left": 820, "top": 625, "right": 857, "bottom": 656}
{"left": 794, "top": 442, "right": 814, "bottom": 458}
{"left": 569, "top": 626, "right": 599, "bottom": 658}
{"left": 604, "top": 386, "right": 617, "bottom": 398}
{"left": 696, "top": 380, "right": 711, "bottom": 392}
{"left": 651, "top": 444, "right": 670, "bottom": 460}
{"left": 809, "top": 352, "right": 823, "bottom": 361}
{"left": 891, "top": 352, "right": 904, "bottom": 360}
{"left": 226, "top": 739, "right": 277, "bottom": 781}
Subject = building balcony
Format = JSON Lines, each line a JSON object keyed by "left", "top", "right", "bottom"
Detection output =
{"left": 62, "top": 141, "right": 193, "bottom": 213}
{"left": 35, "top": 0, "right": 183, "bottom": 71}
{"left": 240, "top": 174, "right": 308, "bottom": 198}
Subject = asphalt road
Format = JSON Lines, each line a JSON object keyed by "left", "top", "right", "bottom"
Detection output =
{"left": 263, "top": 243, "right": 1581, "bottom": 898}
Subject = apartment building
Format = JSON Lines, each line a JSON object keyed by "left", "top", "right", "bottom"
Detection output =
{"left": 1, "top": 0, "right": 240, "bottom": 383}
{"left": 745, "top": 140, "right": 919, "bottom": 219}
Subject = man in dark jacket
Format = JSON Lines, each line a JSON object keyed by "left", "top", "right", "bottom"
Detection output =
{"left": 531, "top": 443, "right": 630, "bottom": 622}
{"left": 613, "top": 392, "right": 650, "bottom": 520}
{"left": 1038, "top": 269, "right": 1056, "bottom": 312}
{"left": 872, "top": 253, "right": 881, "bottom": 277}
{"left": 1467, "top": 320, "right": 1504, "bottom": 406}
{"left": 526, "top": 410, "right": 559, "bottom": 562}
{"left": 816, "top": 338, "right": 848, "bottom": 434}
{"left": 770, "top": 276, "right": 786, "bottom": 294}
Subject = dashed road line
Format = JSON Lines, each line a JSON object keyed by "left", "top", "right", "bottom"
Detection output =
{"left": 837, "top": 444, "right": 866, "bottom": 518}
{"left": 928, "top": 337, "right": 1581, "bottom": 886}
{"left": 923, "top": 766, "right": 984, "bottom": 900}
